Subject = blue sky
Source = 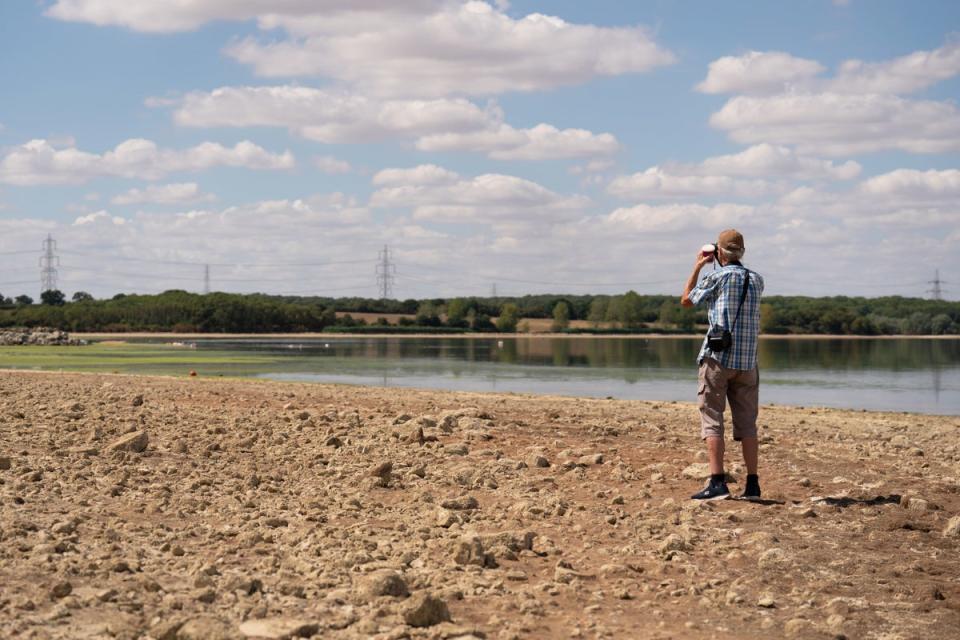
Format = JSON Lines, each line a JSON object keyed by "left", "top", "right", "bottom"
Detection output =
{"left": 0, "top": 1, "right": 958, "bottom": 299}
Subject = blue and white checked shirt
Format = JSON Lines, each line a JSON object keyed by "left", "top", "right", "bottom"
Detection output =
{"left": 688, "top": 263, "right": 764, "bottom": 370}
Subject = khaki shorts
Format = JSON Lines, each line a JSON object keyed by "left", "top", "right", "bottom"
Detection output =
{"left": 698, "top": 357, "right": 759, "bottom": 441}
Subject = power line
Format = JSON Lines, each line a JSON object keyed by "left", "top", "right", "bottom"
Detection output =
{"left": 376, "top": 245, "right": 396, "bottom": 299}
{"left": 58, "top": 249, "right": 372, "bottom": 269}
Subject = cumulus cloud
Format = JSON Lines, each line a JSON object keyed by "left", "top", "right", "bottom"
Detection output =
{"left": 608, "top": 145, "right": 859, "bottom": 199}
{"left": 73, "top": 210, "right": 126, "bottom": 226}
{"left": 45, "top": 0, "right": 440, "bottom": 33}
{"left": 172, "top": 86, "right": 498, "bottom": 142}
{"left": 777, "top": 168, "right": 960, "bottom": 230}
{"left": 697, "top": 51, "right": 824, "bottom": 95}
{"left": 0, "top": 138, "right": 294, "bottom": 186}
{"left": 699, "top": 41, "right": 960, "bottom": 97}
{"left": 608, "top": 169, "right": 775, "bottom": 200}
{"left": 170, "top": 86, "right": 618, "bottom": 160}
{"left": 416, "top": 123, "right": 620, "bottom": 161}
{"left": 702, "top": 42, "right": 960, "bottom": 156}
{"left": 859, "top": 168, "right": 960, "bottom": 201}
{"left": 370, "top": 171, "right": 589, "bottom": 223}
{"left": 602, "top": 202, "right": 756, "bottom": 233}
{"left": 830, "top": 40, "right": 960, "bottom": 95}
{"left": 710, "top": 93, "right": 960, "bottom": 155}
{"left": 372, "top": 165, "right": 460, "bottom": 187}
{"left": 50, "top": 2, "right": 673, "bottom": 98}
{"left": 111, "top": 182, "right": 216, "bottom": 205}
{"left": 226, "top": 2, "right": 675, "bottom": 97}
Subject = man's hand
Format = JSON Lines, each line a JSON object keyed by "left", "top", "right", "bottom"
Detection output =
{"left": 681, "top": 250, "right": 712, "bottom": 307}
{"left": 694, "top": 249, "right": 714, "bottom": 271}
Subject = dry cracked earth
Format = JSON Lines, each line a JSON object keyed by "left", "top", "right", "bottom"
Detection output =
{"left": 1, "top": 370, "right": 959, "bottom": 640}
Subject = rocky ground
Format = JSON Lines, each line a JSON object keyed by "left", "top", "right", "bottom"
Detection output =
{"left": 1, "top": 371, "right": 959, "bottom": 640}
{"left": 0, "top": 328, "right": 86, "bottom": 346}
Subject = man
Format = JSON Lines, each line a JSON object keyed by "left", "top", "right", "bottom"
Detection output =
{"left": 681, "top": 229, "right": 764, "bottom": 501}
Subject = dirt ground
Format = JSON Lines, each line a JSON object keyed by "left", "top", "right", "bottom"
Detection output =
{"left": 1, "top": 370, "right": 958, "bottom": 640}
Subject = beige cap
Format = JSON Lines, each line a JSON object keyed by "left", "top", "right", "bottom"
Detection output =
{"left": 717, "top": 229, "right": 744, "bottom": 252}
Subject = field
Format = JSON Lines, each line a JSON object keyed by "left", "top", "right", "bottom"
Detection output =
{"left": 1, "top": 370, "right": 958, "bottom": 639}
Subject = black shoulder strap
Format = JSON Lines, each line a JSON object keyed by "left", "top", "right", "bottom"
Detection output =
{"left": 730, "top": 268, "right": 750, "bottom": 332}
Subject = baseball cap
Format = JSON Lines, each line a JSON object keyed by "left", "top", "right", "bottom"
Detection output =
{"left": 717, "top": 229, "right": 744, "bottom": 252}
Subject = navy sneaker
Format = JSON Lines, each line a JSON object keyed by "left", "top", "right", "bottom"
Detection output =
{"left": 740, "top": 476, "right": 761, "bottom": 501}
{"left": 691, "top": 482, "right": 730, "bottom": 501}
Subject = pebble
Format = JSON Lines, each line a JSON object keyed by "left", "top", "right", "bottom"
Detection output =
{"left": 0, "top": 456, "right": 11, "bottom": 471}
{"left": 943, "top": 515, "right": 960, "bottom": 538}
{"left": 441, "top": 495, "right": 479, "bottom": 511}
{"left": 403, "top": 593, "right": 451, "bottom": 627}
{"left": 50, "top": 582, "right": 72, "bottom": 600}
{"left": 107, "top": 430, "right": 149, "bottom": 453}
{"left": 359, "top": 570, "right": 410, "bottom": 599}
{"left": 238, "top": 618, "right": 320, "bottom": 639}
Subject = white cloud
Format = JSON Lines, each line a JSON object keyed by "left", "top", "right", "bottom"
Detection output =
{"left": 608, "top": 145, "right": 859, "bottom": 199}
{"left": 698, "top": 42, "right": 960, "bottom": 97}
{"left": 710, "top": 93, "right": 960, "bottom": 155}
{"left": 314, "top": 156, "right": 352, "bottom": 175}
{"left": 697, "top": 51, "right": 824, "bottom": 95}
{"left": 603, "top": 202, "right": 756, "bottom": 232}
{"left": 859, "top": 168, "right": 960, "bottom": 200}
{"left": 372, "top": 165, "right": 460, "bottom": 187}
{"left": 416, "top": 123, "right": 620, "bottom": 160}
{"left": 73, "top": 210, "right": 126, "bottom": 226}
{"left": 696, "top": 144, "right": 861, "bottom": 180}
{"left": 702, "top": 42, "right": 960, "bottom": 156}
{"left": 830, "top": 40, "right": 960, "bottom": 95}
{"left": 226, "top": 2, "right": 675, "bottom": 97}
{"left": 0, "top": 138, "right": 294, "bottom": 185}
{"left": 608, "top": 168, "right": 775, "bottom": 200}
{"left": 777, "top": 168, "right": 960, "bottom": 230}
{"left": 111, "top": 182, "right": 216, "bottom": 205}
{"left": 50, "top": 2, "right": 673, "bottom": 98}
{"left": 45, "top": 0, "right": 441, "bottom": 33}
{"left": 172, "top": 86, "right": 498, "bottom": 143}
{"left": 370, "top": 171, "right": 589, "bottom": 223}
{"left": 170, "top": 86, "right": 617, "bottom": 160}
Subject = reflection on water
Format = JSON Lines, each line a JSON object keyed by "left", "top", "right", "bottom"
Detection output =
{"left": 169, "top": 337, "right": 960, "bottom": 415}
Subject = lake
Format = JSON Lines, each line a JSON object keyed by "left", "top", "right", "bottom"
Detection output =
{"left": 6, "top": 336, "right": 954, "bottom": 415}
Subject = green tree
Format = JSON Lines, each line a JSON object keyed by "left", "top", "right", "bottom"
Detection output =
{"left": 931, "top": 313, "right": 955, "bottom": 335}
{"left": 552, "top": 301, "right": 570, "bottom": 331}
{"left": 760, "top": 303, "right": 778, "bottom": 333}
{"left": 41, "top": 290, "right": 66, "bottom": 306}
{"left": 496, "top": 303, "right": 519, "bottom": 332}
{"left": 620, "top": 291, "right": 644, "bottom": 328}
{"left": 415, "top": 301, "right": 441, "bottom": 327}
{"left": 658, "top": 300, "right": 678, "bottom": 325}
{"left": 15, "top": 295, "right": 33, "bottom": 306}
{"left": 72, "top": 291, "right": 94, "bottom": 302}
{"left": 587, "top": 297, "right": 608, "bottom": 327}
{"left": 445, "top": 298, "right": 469, "bottom": 327}
{"left": 902, "top": 312, "right": 932, "bottom": 335}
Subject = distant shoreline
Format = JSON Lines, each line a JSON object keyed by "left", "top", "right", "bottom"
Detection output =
{"left": 72, "top": 331, "right": 960, "bottom": 341}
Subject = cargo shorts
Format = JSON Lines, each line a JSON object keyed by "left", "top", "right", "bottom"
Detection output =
{"left": 698, "top": 357, "right": 759, "bottom": 441}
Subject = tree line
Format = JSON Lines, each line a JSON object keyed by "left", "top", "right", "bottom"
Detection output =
{"left": 0, "top": 289, "right": 957, "bottom": 335}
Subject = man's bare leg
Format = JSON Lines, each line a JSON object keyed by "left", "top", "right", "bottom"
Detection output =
{"left": 707, "top": 436, "right": 725, "bottom": 475}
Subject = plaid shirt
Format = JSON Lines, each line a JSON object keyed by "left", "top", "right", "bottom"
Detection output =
{"left": 688, "top": 262, "right": 764, "bottom": 370}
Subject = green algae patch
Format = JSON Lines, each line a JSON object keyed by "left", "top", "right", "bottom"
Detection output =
{"left": 0, "top": 342, "right": 278, "bottom": 377}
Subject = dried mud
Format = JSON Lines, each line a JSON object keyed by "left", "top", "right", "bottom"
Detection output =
{"left": 1, "top": 370, "right": 959, "bottom": 640}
